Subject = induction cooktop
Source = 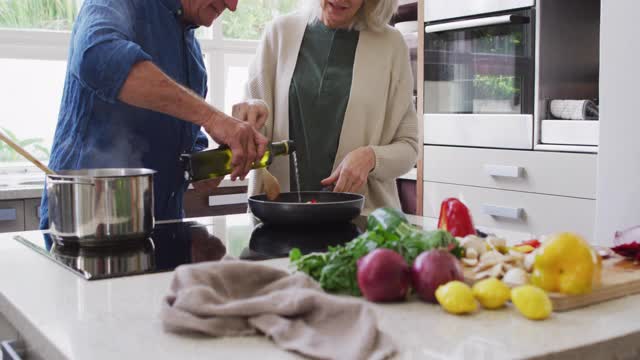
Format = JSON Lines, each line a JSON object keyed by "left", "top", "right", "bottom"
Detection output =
{"left": 14, "top": 216, "right": 366, "bottom": 280}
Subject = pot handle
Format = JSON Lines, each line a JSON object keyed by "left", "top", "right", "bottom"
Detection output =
{"left": 47, "top": 178, "right": 95, "bottom": 186}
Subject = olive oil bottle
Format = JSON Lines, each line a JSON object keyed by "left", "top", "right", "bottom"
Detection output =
{"left": 182, "top": 140, "right": 295, "bottom": 181}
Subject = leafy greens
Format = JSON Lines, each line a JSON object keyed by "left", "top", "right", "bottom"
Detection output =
{"left": 289, "top": 208, "right": 465, "bottom": 296}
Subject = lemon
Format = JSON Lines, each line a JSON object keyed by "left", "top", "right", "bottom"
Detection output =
{"left": 511, "top": 285, "right": 553, "bottom": 320}
{"left": 435, "top": 281, "right": 477, "bottom": 315}
{"left": 472, "top": 278, "right": 511, "bottom": 309}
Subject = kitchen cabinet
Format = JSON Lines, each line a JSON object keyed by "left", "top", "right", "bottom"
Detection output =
{"left": 0, "top": 199, "right": 41, "bottom": 233}
{"left": 423, "top": 181, "right": 596, "bottom": 238}
{"left": 595, "top": 0, "right": 640, "bottom": 244}
{"left": 423, "top": 146, "right": 597, "bottom": 199}
{"left": 418, "top": 0, "right": 601, "bottom": 241}
{"left": 0, "top": 201, "right": 25, "bottom": 233}
{"left": 183, "top": 185, "right": 248, "bottom": 218}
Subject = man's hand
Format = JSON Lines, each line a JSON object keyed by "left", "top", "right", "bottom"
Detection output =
{"left": 232, "top": 99, "right": 269, "bottom": 130}
{"left": 192, "top": 177, "right": 224, "bottom": 194}
{"left": 321, "top": 147, "right": 376, "bottom": 193}
{"left": 117, "top": 62, "right": 268, "bottom": 180}
{"left": 202, "top": 112, "right": 268, "bottom": 181}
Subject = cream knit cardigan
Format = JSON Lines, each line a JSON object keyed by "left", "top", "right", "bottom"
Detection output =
{"left": 245, "top": 12, "right": 419, "bottom": 214}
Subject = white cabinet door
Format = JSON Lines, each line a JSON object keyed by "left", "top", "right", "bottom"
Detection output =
{"left": 0, "top": 201, "right": 25, "bottom": 233}
{"left": 424, "top": 181, "right": 596, "bottom": 242}
{"left": 423, "top": 146, "right": 597, "bottom": 199}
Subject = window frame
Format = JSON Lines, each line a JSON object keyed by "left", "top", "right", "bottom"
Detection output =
{"left": 0, "top": 17, "right": 260, "bottom": 178}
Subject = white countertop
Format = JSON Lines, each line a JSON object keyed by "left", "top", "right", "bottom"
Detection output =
{"left": 1, "top": 216, "right": 640, "bottom": 360}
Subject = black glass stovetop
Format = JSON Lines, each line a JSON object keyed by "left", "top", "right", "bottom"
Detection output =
{"left": 14, "top": 215, "right": 366, "bottom": 280}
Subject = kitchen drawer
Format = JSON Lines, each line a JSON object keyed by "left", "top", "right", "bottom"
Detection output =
{"left": 423, "top": 182, "right": 596, "bottom": 241}
{"left": 0, "top": 200, "right": 25, "bottom": 233}
{"left": 423, "top": 146, "right": 597, "bottom": 199}
{"left": 23, "top": 199, "right": 42, "bottom": 231}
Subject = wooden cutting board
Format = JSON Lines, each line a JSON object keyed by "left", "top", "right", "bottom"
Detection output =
{"left": 465, "top": 256, "right": 640, "bottom": 312}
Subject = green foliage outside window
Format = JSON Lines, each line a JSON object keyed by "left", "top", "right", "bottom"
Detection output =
{"left": 223, "top": 0, "right": 299, "bottom": 40}
{"left": 0, "top": 0, "right": 77, "bottom": 30}
{"left": 0, "top": 128, "right": 50, "bottom": 162}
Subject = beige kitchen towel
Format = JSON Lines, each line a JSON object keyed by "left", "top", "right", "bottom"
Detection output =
{"left": 160, "top": 261, "right": 396, "bottom": 360}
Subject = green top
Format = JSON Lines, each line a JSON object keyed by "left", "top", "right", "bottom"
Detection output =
{"left": 288, "top": 21, "right": 360, "bottom": 191}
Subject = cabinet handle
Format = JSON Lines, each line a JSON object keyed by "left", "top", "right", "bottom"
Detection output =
{"left": 0, "top": 209, "right": 17, "bottom": 222}
{"left": 483, "top": 204, "right": 524, "bottom": 220}
{"left": 484, "top": 165, "right": 523, "bottom": 178}
{"left": 425, "top": 14, "right": 530, "bottom": 33}
{"left": 1, "top": 340, "right": 25, "bottom": 360}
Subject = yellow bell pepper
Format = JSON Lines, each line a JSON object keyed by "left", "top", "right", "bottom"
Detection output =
{"left": 531, "top": 233, "right": 602, "bottom": 295}
{"left": 512, "top": 244, "right": 536, "bottom": 254}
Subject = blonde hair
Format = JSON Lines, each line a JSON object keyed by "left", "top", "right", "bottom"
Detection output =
{"left": 303, "top": 0, "right": 398, "bottom": 32}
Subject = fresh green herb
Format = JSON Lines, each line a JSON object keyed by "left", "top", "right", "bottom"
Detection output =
{"left": 289, "top": 208, "right": 465, "bottom": 296}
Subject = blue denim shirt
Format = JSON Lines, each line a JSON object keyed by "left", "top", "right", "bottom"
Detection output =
{"left": 40, "top": 0, "right": 209, "bottom": 229}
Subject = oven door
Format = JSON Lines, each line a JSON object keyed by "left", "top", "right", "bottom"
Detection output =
{"left": 424, "top": 9, "right": 535, "bottom": 149}
{"left": 426, "top": 0, "right": 535, "bottom": 22}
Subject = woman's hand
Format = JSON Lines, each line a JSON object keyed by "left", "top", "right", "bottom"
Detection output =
{"left": 232, "top": 99, "right": 269, "bottom": 131}
{"left": 321, "top": 147, "right": 376, "bottom": 193}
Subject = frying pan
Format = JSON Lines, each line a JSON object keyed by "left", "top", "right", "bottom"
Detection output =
{"left": 248, "top": 191, "right": 364, "bottom": 225}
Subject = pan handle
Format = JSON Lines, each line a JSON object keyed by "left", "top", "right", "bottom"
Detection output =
{"left": 47, "top": 177, "right": 95, "bottom": 186}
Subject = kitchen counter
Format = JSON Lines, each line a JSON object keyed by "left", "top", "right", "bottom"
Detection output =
{"left": 1, "top": 214, "right": 640, "bottom": 360}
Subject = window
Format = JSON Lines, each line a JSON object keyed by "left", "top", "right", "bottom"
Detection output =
{"left": 0, "top": 59, "right": 65, "bottom": 164}
{"left": 0, "top": 0, "right": 79, "bottom": 31}
{"left": 0, "top": 0, "right": 299, "bottom": 176}
{"left": 222, "top": 0, "right": 299, "bottom": 40}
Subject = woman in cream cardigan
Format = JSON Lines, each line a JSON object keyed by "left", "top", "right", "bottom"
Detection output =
{"left": 239, "top": 0, "right": 419, "bottom": 213}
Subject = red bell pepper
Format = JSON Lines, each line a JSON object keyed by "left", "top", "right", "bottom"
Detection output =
{"left": 518, "top": 239, "right": 541, "bottom": 248}
{"left": 437, "top": 198, "right": 475, "bottom": 237}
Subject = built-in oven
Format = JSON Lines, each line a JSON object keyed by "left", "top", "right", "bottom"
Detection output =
{"left": 424, "top": 0, "right": 536, "bottom": 149}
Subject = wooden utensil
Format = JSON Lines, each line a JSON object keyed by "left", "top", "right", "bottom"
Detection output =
{"left": 0, "top": 129, "right": 54, "bottom": 175}
{"left": 261, "top": 168, "right": 281, "bottom": 201}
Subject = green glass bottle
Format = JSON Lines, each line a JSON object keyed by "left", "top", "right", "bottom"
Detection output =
{"left": 182, "top": 140, "right": 295, "bottom": 181}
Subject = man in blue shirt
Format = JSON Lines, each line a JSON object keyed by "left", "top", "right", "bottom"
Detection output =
{"left": 40, "top": 0, "right": 269, "bottom": 229}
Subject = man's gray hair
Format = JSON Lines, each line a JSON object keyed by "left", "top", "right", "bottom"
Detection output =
{"left": 302, "top": 0, "right": 398, "bottom": 32}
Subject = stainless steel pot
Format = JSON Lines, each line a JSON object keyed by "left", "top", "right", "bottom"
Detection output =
{"left": 47, "top": 169, "right": 155, "bottom": 246}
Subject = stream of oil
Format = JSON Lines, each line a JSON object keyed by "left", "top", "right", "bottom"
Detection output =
{"left": 292, "top": 152, "right": 302, "bottom": 203}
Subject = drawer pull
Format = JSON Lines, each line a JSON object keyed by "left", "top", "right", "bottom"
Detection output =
{"left": 484, "top": 165, "right": 523, "bottom": 178}
{"left": 483, "top": 204, "right": 524, "bottom": 220}
{"left": 0, "top": 209, "right": 17, "bottom": 222}
{"left": 1, "top": 340, "right": 25, "bottom": 360}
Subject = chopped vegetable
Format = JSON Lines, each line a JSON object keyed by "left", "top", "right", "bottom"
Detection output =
{"left": 289, "top": 207, "right": 463, "bottom": 296}
{"left": 611, "top": 241, "right": 640, "bottom": 261}
{"left": 517, "top": 239, "right": 541, "bottom": 249}
{"left": 306, "top": 199, "right": 318, "bottom": 204}
{"left": 437, "top": 198, "right": 476, "bottom": 238}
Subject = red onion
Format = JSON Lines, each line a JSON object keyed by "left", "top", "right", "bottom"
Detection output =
{"left": 356, "top": 249, "right": 410, "bottom": 302}
{"left": 411, "top": 250, "right": 463, "bottom": 303}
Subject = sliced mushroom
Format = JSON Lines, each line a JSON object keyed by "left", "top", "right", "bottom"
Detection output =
{"left": 465, "top": 248, "right": 479, "bottom": 260}
{"left": 462, "top": 258, "right": 479, "bottom": 267}
{"left": 524, "top": 251, "right": 537, "bottom": 272}
{"left": 474, "top": 263, "right": 504, "bottom": 280}
{"left": 486, "top": 236, "right": 507, "bottom": 249}
{"left": 460, "top": 235, "right": 487, "bottom": 256}
{"left": 503, "top": 268, "right": 529, "bottom": 287}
